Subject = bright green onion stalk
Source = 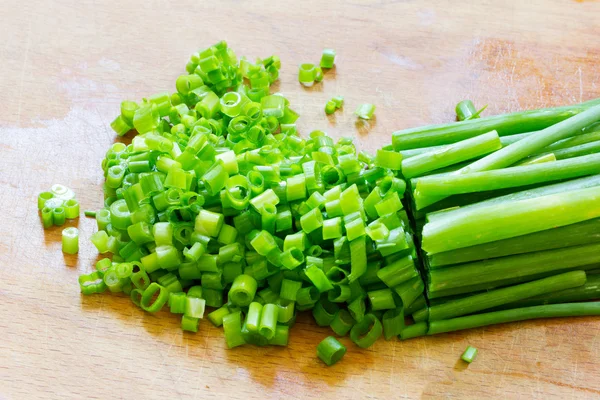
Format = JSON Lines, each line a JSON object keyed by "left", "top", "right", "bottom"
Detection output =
{"left": 399, "top": 132, "right": 531, "bottom": 159}
{"left": 493, "top": 274, "right": 600, "bottom": 311}
{"left": 414, "top": 152, "right": 600, "bottom": 209}
{"left": 428, "top": 218, "right": 600, "bottom": 268}
{"left": 392, "top": 98, "right": 600, "bottom": 150}
{"left": 426, "top": 174, "right": 600, "bottom": 225}
{"left": 428, "top": 302, "right": 600, "bottom": 335}
{"left": 462, "top": 104, "right": 600, "bottom": 173}
{"left": 414, "top": 103, "right": 600, "bottom": 209}
{"left": 425, "top": 271, "right": 586, "bottom": 321}
{"left": 422, "top": 185, "right": 600, "bottom": 254}
{"left": 427, "top": 243, "right": 600, "bottom": 298}
{"left": 552, "top": 140, "right": 600, "bottom": 160}
{"left": 401, "top": 131, "right": 501, "bottom": 179}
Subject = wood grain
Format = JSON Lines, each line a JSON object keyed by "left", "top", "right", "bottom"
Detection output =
{"left": 2, "top": 0, "right": 600, "bottom": 398}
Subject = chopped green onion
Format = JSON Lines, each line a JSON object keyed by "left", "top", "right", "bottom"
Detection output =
{"left": 461, "top": 346, "right": 478, "bottom": 363}
{"left": 355, "top": 104, "right": 375, "bottom": 120}
{"left": 251, "top": 230, "right": 278, "bottom": 256}
{"left": 50, "top": 184, "right": 75, "bottom": 200}
{"left": 382, "top": 308, "right": 405, "bottom": 340}
{"left": 305, "top": 265, "right": 334, "bottom": 293}
{"left": 246, "top": 302, "right": 263, "bottom": 332}
{"left": 276, "top": 300, "right": 295, "bottom": 324}
{"left": 313, "top": 300, "right": 339, "bottom": 326}
{"left": 62, "top": 227, "right": 79, "bottom": 254}
{"left": 394, "top": 277, "right": 425, "bottom": 309}
{"left": 455, "top": 100, "right": 478, "bottom": 121}
{"left": 300, "top": 208, "right": 323, "bottom": 233}
{"left": 325, "top": 100, "right": 337, "bottom": 115}
{"left": 317, "top": 336, "right": 346, "bottom": 366}
{"left": 79, "top": 271, "right": 107, "bottom": 295}
{"left": 286, "top": 174, "right": 306, "bottom": 202}
{"left": 330, "top": 309, "right": 355, "bottom": 336}
{"left": 350, "top": 313, "right": 382, "bottom": 348}
{"left": 261, "top": 95, "right": 286, "bottom": 118}
{"left": 280, "top": 279, "right": 302, "bottom": 301}
{"left": 347, "top": 296, "right": 366, "bottom": 323}
{"left": 169, "top": 292, "right": 187, "bottom": 314}
{"left": 314, "top": 67, "right": 324, "bottom": 82}
{"left": 207, "top": 305, "right": 231, "bottom": 327}
{"left": 324, "top": 96, "right": 343, "bottom": 115}
{"left": 181, "top": 316, "right": 200, "bottom": 332}
{"left": 328, "top": 284, "right": 351, "bottom": 303}
{"left": 323, "top": 217, "right": 343, "bottom": 240}
{"left": 259, "top": 303, "right": 279, "bottom": 339}
{"left": 195, "top": 209, "right": 224, "bottom": 237}
{"left": 376, "top": 256, "right": 417, "bottom": 287}
{"left": 133, "top": 104, "right": 159, "bottom": 134}
{"left": 41, "top": 207, "right": 53, "bottom": 229}
{"left": 332, "top": 96, "right": 344, "bottom": 107}
{"left": 297, "top": 286, "right": 320, "bottom": 307}
{"left": 52, "top": 207, "right": 66, "bottom": 226}
{"left": 298, "top": 63, "right": 317, "bottom": 87}
{"left": 223, "top": 311, "right": 246, "bottom": 348}
{"left": 268, "top": 325, "right": 290, "bottom": 346}
{"left": 228, "top": 274, "right": 257, "bottom": 306}
{"left": 185, "top": 297, "right": 206, "bottom": 319}
{"left": 140, "top": 283, "right": 169, "bottom": 313}
{"left": 320, "top": 49, "right": 336, "bottom": 69}
{"left": 38, "top": 192, "right": 54, "bottom": 210}
{"left": 250, "top": 189, "right": 279, "bottom": 212}
{"left": 456, "top": 100, "right": 487, "bottom": 121}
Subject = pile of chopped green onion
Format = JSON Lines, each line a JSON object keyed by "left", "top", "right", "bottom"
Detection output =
{"left": 74, "top": 41, "right": 422, "bottom": 354}
{"left": 55, "top": 39, "right": 600, "bottom": 365}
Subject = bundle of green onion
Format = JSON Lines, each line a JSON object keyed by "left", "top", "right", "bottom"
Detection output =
{"left": 78, "top": 41, "right": 425, "bottom": 355}
{"left": 393, "top": 98, "right": 600, "bottom": 338}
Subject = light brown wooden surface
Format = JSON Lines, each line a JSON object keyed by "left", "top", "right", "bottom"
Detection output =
{"left": 2, "top": 1, "right": 600, "bottom": 399}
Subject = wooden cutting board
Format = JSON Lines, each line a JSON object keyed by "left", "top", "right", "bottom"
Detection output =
{"left": 2, "top": 0, "right": 600, "bottom": 398}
